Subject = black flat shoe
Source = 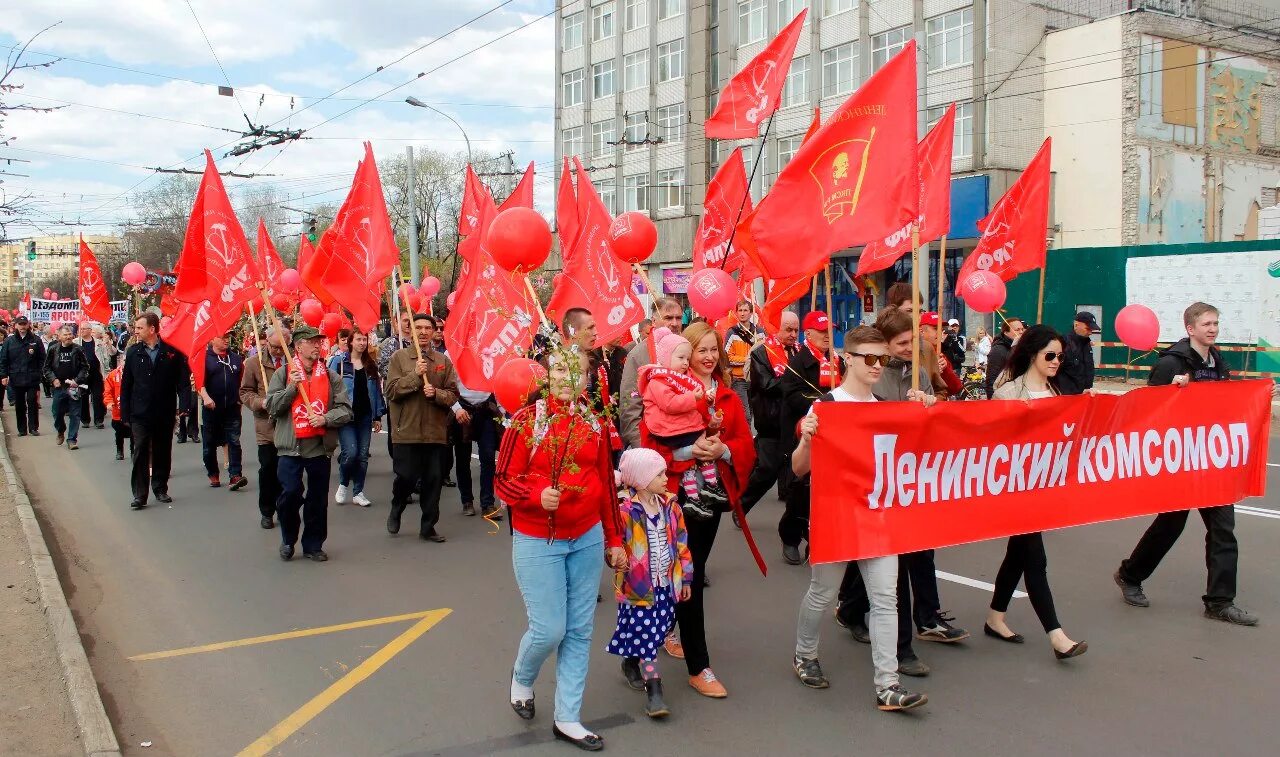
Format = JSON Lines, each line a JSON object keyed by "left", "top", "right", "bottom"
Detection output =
{"left": 983, "top": 624, "right": 1024, "bottom": 644}
{"left": 552, "top": 725, "right": 603, "bottom": 752}
{"left": 1054, "top": 641, "right": 1087, "bottom": 660}
{"left": 279, "top": 544, "right": 294, "bottom": 561}
{"left": 260, "top": 516, "right": 275, "bottom": 529}
{"left": 303, "top": 550, "right": 328, "bottom": 562}
{"left": 154, "top": 492, "right": 173, "bottom": 504}
{"left": 130, "top": 499, "right": 146, "bottom": 510}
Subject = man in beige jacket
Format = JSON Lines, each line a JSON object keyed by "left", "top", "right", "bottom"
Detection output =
{"left": 241, "top": 326, "right": 289, "bottom": 530}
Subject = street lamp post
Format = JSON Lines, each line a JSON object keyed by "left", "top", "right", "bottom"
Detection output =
{"left": 405, "top": 97, "right": 473, "bottom": 165}
{"left": 404, "top": 97, "right": 474, "bottom": 286}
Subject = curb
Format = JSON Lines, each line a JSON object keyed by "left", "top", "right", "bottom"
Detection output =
{"left": 0, "top": 419, "right": 121, "bottom": 757}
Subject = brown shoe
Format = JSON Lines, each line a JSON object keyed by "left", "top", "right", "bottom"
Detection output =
{"left": 663, "top": 635, "right": 685, "bottom": 660}
{"left": 689, "top": 668, "right": 727, "bottom": 698}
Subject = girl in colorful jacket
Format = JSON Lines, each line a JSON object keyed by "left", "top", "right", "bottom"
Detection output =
{"left": 606, "top": 448, "right": 694, "bottom": 720}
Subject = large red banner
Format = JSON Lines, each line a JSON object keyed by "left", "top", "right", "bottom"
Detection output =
{"left": 810, "top": 381, "right": 1272, "bottom": 564}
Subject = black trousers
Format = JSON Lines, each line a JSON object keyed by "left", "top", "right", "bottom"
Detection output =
{"left": 391, "top": 442, "right": 446, "bottom": 536}
{"left": 991, "top": 533, "right": 1061, "bottom": 633}
{"left": 675, "top": 507, "right": 722, "bottom": 676}
{"left": 277, "top": 455, "right": 330, "bottom": 553}
{"left": 837, "top": 556, "right": 916, "bottom": 660}
{"left": 12, "top": 385, "right": 39, "bottom": 434}
{"left": 257, "top": 443, "right": 280, "bottom": 519}
{"left": 1119, "top": 505, "right": 1238, "bottom": 608}
{"left": 80, "top": 373, "right": 106, "bottom": 425}
{"left": 130, "top": 416, "right": 175, "bottom": 504}
{"left": 111, "top": 419, "right": 131, "bottom": 456}
{"left": 778, "top": 477, "right": 809, "bottom": 548}
{"left": 740, "top": 436, "right": 786, "bottom": 515}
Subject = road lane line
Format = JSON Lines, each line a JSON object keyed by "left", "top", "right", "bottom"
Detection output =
{"left": 129, "top": 609, "right": 440, "bottom": 661}
{"left": 1238, "top": 505, "right": 1280, "bottom": 520}
{"left": 237, "top": 608, "right": 451, "bottom": 757}
{"left": 1268, "top": 463, "right": 1280, "bottom": 468}
{"left": 935, "top": 571, "right": 1027, "bottom": 599}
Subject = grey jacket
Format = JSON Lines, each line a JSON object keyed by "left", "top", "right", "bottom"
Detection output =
{"left": 872, "top": 358, "right": 935, "bottom": 402}
{"left": 618, "top": 340, "right": 650, "bottom": 449}
{"left": 265, "top": 361, "right": 353, "bottom": 457}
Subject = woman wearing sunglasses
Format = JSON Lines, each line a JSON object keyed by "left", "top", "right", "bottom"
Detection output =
{"left": 988, "top": 324, "right": 1088, "bottom": 660}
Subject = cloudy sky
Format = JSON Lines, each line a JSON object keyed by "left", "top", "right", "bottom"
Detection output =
{"left": 0, "top": 0, "right": 555, "bottom": 238}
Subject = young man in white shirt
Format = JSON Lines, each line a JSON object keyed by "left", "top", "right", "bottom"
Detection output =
{"left": 790, "top": 325, "right": 932, "bottom": 712}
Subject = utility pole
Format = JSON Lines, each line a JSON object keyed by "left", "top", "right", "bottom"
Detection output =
{"left": 406, "top": 145, "right": 420, "bottom": 284}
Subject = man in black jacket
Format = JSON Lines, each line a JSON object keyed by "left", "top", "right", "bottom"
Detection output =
{"left": 120, "top": 313, "right": 188, "bottom": 509}
{"left": 739, "top": 312, "right": 800, "bottom": 516}
{"left": 0, "top": 316, "right": 46, "bottom": 435}
{"left": 43, "top": 324, "right": 90, "bottom": 449}
{"left": 1114, "top": 302, "right": 1256, "bottom": 626}
{"left": 198, "top": 334, "right": 247, "bottom": 490}
{"left": 983, "top": 317, "right": 1024, "bottom": 398}
{"left": 1057, "top": 312, "right": 1098, "bottom": 395}
{"left": 777, "top": 311, "right": 842, "bottom": 565}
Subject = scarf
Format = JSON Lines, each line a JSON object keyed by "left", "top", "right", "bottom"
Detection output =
{"left": 643, "top": 365, "right": 705, "bottom": 396}
{"left": 290, "top": 356, "right": 331, "bottom": 439}
{"left": 807, "top": 342, "right": 837, "bottom": 388}
{"left": 763, "top": 337, "right": 793, "bottom": 377}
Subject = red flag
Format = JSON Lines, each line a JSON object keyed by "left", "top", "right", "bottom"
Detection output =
{"left": 498, "top": 162, "right": 535, "bottom": 213}
{"left": 556, "top": 157, "right": 580, "bottom": 258}
{"left": 745, "top": 41, "right": 919, "bottom": 280}
{"left": 256, "top": 219, "right": 285, "bottom": 286}
{"left": 857, "top": 103, "right": 956, "bottom": 275}
{"left": 459, "top": 164, "right": 489, "bottom": 237}
{"left": 546, "top": 159, "right": 645, "bottom": 346}
{"left": 77, "top": 236, "right": 113, "bottom": 324}
{"left": 693, "top": 148, "right": 752, "bottom": 272}
{"left": 172, "top": 151, "right": 261, "bottom": 306}
{"left": 803, "top": 106, "right": 822, "bottom": 143}
{"left": 705, "top": 9, "right": 808, "bottom": 139}
{"left": 955, "top": 138, "right": 1052, "bottom": 290}
{"left": 161, "top": 295, "right": 242, "bottom": 390}
{"left": 303, "top": 142, "right": 400, "bottom": 331}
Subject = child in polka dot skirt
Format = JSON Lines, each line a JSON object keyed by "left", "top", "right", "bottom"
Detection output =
{"left": 607, "top": 448, "right": 693, "bottom": 719}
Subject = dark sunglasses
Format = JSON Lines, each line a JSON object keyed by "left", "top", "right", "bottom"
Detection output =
{"left": 1041, "top": 351, "right": 1062, "bottom": 362}
{"left": 846, "top": 352, "right": 891, "bottom": 367}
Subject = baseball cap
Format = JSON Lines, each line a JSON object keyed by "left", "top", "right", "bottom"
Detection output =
{"left": 14, "top": 315, "right": 29, "bottom": 325}
{"left": 801, "top": 311, "right": 829, "bottom": 331}
{"left": 947, "top": 318, "right": 960, "bottom": 326}
{"left": 920, "top": 312, "right": 940, "bottom": 328}
{"left": 1074, "top": 311, "right": 1101, "bottom": 333}
{"left": 291, "top": 324, "right": 322, "bottom": 342}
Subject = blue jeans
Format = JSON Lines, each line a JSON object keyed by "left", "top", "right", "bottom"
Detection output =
{"left": 277, "top": 455, "right": 330, "bottom": 553}
{"left": 201, "top": 407, "right": 243, "bottom": 478}
{"left": 512, "top": 523, "right": 603, "bottom": 723}
{"left": 337, "top": 413, "right": 373, "bottom": 491}
{"left": 51, "top": 388, "right": 81, "bottom": 442}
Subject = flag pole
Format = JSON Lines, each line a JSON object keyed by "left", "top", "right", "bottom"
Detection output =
{"left": 824, "top": 264, "right": 836, "bottom": 383}
{"left": 910, "top": 226, "right": 922, "bottom": 393}
{"left": 522, "top": 276, "right": 549, "bottom": 325}
{"left": 246, "top": 301, "right": 269, "bottom": 389}
{"left": 1036, "top": 264, "right": 1047, "bottom": 324}
{"left": 719, "top": 112, "right": 777, "bottom": 270}
{"left": 937, "top": 234, "right": 948, "bottom": 327}
{"left": 255, "top": 283, "right": 310, "bottom": 405}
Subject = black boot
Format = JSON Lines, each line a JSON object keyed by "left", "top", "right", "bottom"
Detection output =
{"left": 644, "top": 678, "right": 669, "bottom": 718}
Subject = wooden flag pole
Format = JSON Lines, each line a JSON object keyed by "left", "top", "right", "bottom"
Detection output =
{"left": 256, "top": 283, "right": 310, "bottom": 406}
{"left": 522, "top": 275, "right": 550, "bottom": 325}
{"left": 810, "top": 272, "right": 819, "bottom": 310}
{"left": 1036, "top": 264, "right": 1047, "bottom": 324}
{"left": 400, "top": 289, "right": 424, "bottom": 363}
{"left": 824, "top": 264, "right": 836, "bottom": 384}
{"left": 245, "top": 301, "right": 269, "bottom": 389}
{"left": 937, "top": 234, "right": 948, "bottom": 328}
{"left": 910, "top": 226, "right": 922, "bottom": 393}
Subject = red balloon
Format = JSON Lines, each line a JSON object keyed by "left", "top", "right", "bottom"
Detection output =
{"left": 419, "top": 276, "right": 441, "bottom": 297}
{"left": 51, "top": 291, "right": 59, "bottom": 300}
{"left": 1115, "top": 304, "right": 1159, "bottom": 352}
{"left": 299, "top": 298, "right": 324, "bottom": 327}
{"left": 42, "top": 288, "right": 52, "bottom": 298}
{"left": 488, "top": 207, "right": 552, "bottom": 273}
{"left": 398, "top": 282, "right": 417, "bottom": 305}
{"left": 269, "top": 292, "right": 292, "bottom": 313}
{"left": 446, "top": 291, "right": 457, "bottom": 310}
{"left": 121, "top": 261, "right": 147, "bottom": 286}
{"left": 687, "top": 268, "right": 737, "bottom": 320}
{"left": 956, "top": 270, "right": 1007, "bottom": 314}
{"left": 320, "top": 312, "right": 342, "bottom": 339}
{"left": 494, "top": 358, "right": 548, "bottom": 413}
{"left": 608, "top": 212, "right": 658, "bottom": 264}
{"left": 279, "top": 268, "right": 302, "bottom": 292}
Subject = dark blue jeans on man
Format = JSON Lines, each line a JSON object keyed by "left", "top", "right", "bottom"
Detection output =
{"left": 201, "top": 406, "right": 243, "bottom": 479}
{"left": 337, "top": 413, "right": 373, "bottom": 494}
{"left": 51, "top": 387, "right": 81, "bottom": 443}
{"left": 456, "top": 404, "right": 503, "bottom": 511}
{"left": 277, "top": 455, "right": 331, "bottom": 554}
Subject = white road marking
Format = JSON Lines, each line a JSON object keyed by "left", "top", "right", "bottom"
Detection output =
{"left": 935, "top": 570, "right": 1027, "bottom": 599}
{"left": 1267, "top": 463, "right": 1280, "bottom": 468}
{"left": 1238, "top": 505, "right": 1280, "bottom": 520}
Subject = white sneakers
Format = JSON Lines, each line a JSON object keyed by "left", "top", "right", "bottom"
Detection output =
{"left": 335, "top": 484, "right": 350, "bottom": 504}
{"left": 352, "top": 492, "right": 372, "bottom": 507}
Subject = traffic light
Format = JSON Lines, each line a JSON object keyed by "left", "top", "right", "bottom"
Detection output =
{"left": 25, "top": 241, "right": 35, "bottom": 260}
{"left": 307, "top": 218, "right": 318, "bottom": 244}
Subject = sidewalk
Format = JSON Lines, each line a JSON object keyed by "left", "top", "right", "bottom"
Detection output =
{"left": 0, "top": 472, "right": 81, "bottom": 756}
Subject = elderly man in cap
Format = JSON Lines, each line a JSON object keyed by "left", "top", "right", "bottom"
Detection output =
{"left": 0, "top": 315, "right": 46, "bottom": 436}
{"left": 266, "top": 323, "right": 352, "bottom": 562}
{"left": 1057, "top": 311, "right": 1099, "bottom": 395}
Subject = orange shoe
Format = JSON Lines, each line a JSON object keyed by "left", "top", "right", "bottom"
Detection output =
{"left": 689, "top": 668, "right": 727, "bottom": 698}
{"left": 663, "top": 635, "right": 685, "bottom": 660}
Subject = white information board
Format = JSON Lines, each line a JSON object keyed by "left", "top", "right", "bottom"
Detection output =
{"left": 1125, "top": 251, "right": 1280, "bottom": 345}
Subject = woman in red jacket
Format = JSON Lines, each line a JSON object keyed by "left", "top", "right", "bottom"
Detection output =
{"left": 641, "top": 321, "right": 761, "bottom": 699}
{"left": 496, "top": 347, "right": 625, "bottom": 752}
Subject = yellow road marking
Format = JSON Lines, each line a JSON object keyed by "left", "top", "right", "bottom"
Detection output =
{"left": 237, "top": 608, "right": 452, "bottom": 757}
{"left": 129, "top": 609, "right": 442, "bottom": 662}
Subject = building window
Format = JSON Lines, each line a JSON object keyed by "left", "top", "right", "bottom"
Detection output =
{"left": 624, "top": 0, "right": 647, "bottom": 31}
{"left": 623, "top": 50, "right": 649, "bottom": 91}
{"left": 823, "top": 0, "right": 852, "bottom": 16}
{"left": 709, "top": 25, "right": 720, "bottom": 89}
{"left": 927, "top": 101, "right": 973, "bottom": 159}
{"left": 782, "top": 55, "right": 807, "bottom": 106}
{"left": 658, "top": 0, "right": 683, "bottom": 20}
{"left": 624, "top": 111, "right": 648, "bottom": 150}
{"left": 592, "top": 2, "right": 616, "bottom": 41}
{"left": 593, "top": 60, "right": 616, "bottom": 98}
{"left": 777, "top": 0, "right": 809, "bottom": 26}
{"left": 624, "top": 173, "right": 650, "bottom": 211}
{"left": 926, "top": 7, "right": 972, "bottom": 71}
{"left": 562, "top": 12, "right": 584, "bottom": 51}
{"left": 596, "top": 179, "right": 617, "bottom": 214}
{"left": 657, "top": 40, "right": 684, "bottom": 82}
{"left": 777, "top": 135, "right": 803, "bottom": 168}
{"left": 656, "top": 168, "right": 684, "bottom": 208}
{"left": 738, "top": 0, "right": 766, "bottom": 44}
{"left": 562, "top": 126, "right": 584, "bottom": 158}
{"left": 592, "top": 119, "right": 617, "bottom": 157}
{"left": 821, "top": 43, "right": 856, "bottom": 97}
{"left": 562, "top": 69, "right": 584, "bottom": 106}
{"left": 657, "top": 103, "right": 685, "bottom": 144}
{"left": 872, "top": 26, "right": 909, "bottom": 71}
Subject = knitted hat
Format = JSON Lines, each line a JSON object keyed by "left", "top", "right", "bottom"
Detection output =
{"left": 618, "top": 448, "right": 667, "bottom": 490}
{"left": 653, "top": 327, "right": 688, "bottom": 368}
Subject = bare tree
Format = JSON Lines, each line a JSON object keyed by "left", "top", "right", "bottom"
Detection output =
{"left": 0, "top": 24, "right": 63, "bottom": 238}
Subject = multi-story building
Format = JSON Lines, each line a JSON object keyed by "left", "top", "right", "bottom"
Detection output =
{"left": 0, "top": 234, "right": 122, "bottom": 295}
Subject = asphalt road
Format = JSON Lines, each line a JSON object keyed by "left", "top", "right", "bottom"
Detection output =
{"left": 11, "top": 409, "right": 1280, "bottom": 756}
